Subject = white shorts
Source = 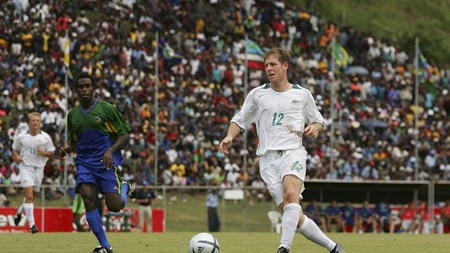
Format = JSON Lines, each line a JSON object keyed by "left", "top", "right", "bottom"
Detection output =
{"left": 259, "top": 148, "right": 307, "bottom": 206}
{"left": 19, "top": 165, "right": 44, "bottom": 192}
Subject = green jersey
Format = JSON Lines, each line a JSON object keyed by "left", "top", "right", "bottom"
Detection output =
{"left": 67, "top": 99, "right": 131, "bottom": 170}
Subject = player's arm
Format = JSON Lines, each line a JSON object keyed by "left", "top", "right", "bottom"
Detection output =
{"left": 108, "top": 133, "right": 130, "bottom": 154}
{"left": 218, "top": 122, "right": 242, "bottom": 155}
{"left": 37, "top": 145, "right": 54, "bottom": 158}
{"left": 12, "top": 149, "right": 23, "bottom": 163}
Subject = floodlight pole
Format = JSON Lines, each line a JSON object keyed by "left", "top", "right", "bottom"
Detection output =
{"left": 329, "top": 37, "right": 336, "bottom": 175}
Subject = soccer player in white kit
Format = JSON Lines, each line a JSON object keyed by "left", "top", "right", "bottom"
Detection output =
{"left": 219, "top": 48, "right": 345, "bottom": 253}
{"left": 12, "top": 112, "right": 56, "bottom": 233}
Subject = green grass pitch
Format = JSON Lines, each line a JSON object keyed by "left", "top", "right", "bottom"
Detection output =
{"left": 1, "top": 232, "right": 447, "bottom": 253}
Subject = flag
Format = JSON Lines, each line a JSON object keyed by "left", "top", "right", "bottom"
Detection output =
{"left": 63, "top": 33, "right": 70, "bottom": 68}
{"left": 237, "top": 39, "right": 267, "bottom": 70}
{"left": 158, "top": 38, "right": 183, "bottom": 65}
{"left": 63, "top": 31, "right": 73, "bottom": 79}
{"left": 418, "top": 48, "right": 430, "bottom": 69}
{"left": 415, "top": 47, "right": 431, "bottom": 82}
{"left": 332, "top": 41, "right": 349, "bottom": 68}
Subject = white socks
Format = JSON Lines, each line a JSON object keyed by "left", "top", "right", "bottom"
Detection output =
{"left": 23, "top": 203, "right": 35, "bottom": 227}
{"left": 297, "top": 215, "right": 336, "bottom": 251}
{"left": 279, "top": 203, "right": 302, "bottom": 249}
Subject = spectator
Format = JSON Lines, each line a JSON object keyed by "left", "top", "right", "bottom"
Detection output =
{"left": 304, "top": 199, "right": 327, "bottom": 232}
{"left": 391, "top": 202, "right": 415, "bottom": 233}
{"left": 412, "top": 202, "right": 432, "bottom": 234}
{"left": 440, "top": 200, "right": 450, "bottom": 232}
{"left": 0, "top": 90, "right": 12, "bottom": 115}
{"left": 250, "top": 175, "right": 266, "bottom": 203}
{"left": 10, "top": 166, "right": 21, "bottom": 194}
{"left": 219, "top": 178, "right": 232, "bottom": 199}
{"left": 226, "top": 167, "right": 241, "bottom": 187}
{"left": 2, "top": 169, "right": 17, "bottom": 196}
{"left": 374, "top": 198, "right": 392, "bottom": 233}
{"left": 0, "top": 192, "right": 9, "bottom": 207}
{"left": 325, "top": 200, "right": 343, "bottom": 232}
{"left": 355, "top": 200, "right": 377, "bottom": 234}
{"left": 340, "top": 201, "right": 357, "bottom": 233}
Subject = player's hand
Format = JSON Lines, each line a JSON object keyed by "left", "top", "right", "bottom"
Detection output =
{"left": 59, "top": 145, "right": 72, "bottom": 160}
{"left": 303, "top": 123, "right": 322, "bottom": 139}
{"left": 36, "top": 145, "right": 45, "bottom": 156}
{"left": 219, "top": 137, "right": 233, "bottom": 155}
{"left": 14, "top": 154, "right": 24, "bottom": 163}
{"left": 102, "top": 150, "right": 114, "bottom": 170}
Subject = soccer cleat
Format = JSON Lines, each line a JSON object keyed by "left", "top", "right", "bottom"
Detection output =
{"left": 126, "top": 182, "right": 136, "bottom": 199}
{"left": 30, "top": 225, "right": 39, "bottom": 234}
{"left": 277, "top": 246, "right": 290, "bottom": 253}
{"left": 91, "top": 246, "right": 113, "bottom": 253}
{"left": 14, "top": 213, "right": 22, "bottom": 226}
{"left": 330, "top": 242, "right": 346, "bottom": 253}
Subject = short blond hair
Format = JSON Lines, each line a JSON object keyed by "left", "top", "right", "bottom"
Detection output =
{"left": 28, "top": 112, "right": 42, "bottom": 121}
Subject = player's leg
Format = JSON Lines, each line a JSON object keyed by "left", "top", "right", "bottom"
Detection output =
{"left": 102, "top": 166, "right": 131, "bottom": 211}
{"left": 278, "top": 175, "right": 302, "bottom": 251}
{"left": 80, "top": 182, "right": 112, "bottom": 251}
{"left": 15, "top": 166, "right": 32, "bottom": 225}
{"left": 18, "top": 167, "right": 41, "bottom": 233}
{"left": 20, "top": 186, "right": 35, "bottom": 227}
{"left": 286, "top": 149, "right": 345, "bottom": 253}
{"left": 76, "top": 165, "right": 113, "bottom": 253}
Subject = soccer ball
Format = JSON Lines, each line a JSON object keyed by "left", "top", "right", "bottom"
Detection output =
{"left": 188, "top": 232, "right": 220, "bottom": 253}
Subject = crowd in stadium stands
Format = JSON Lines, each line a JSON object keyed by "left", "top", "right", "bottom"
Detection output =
{"left": 0, "top": 0, "right": 449, "bottom": 210}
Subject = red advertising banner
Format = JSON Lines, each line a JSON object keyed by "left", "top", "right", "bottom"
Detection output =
{"left": 0, "top": 207, "right": 73, "bottom": 233}
{"left": 0, "top": 207, "right": 165, "bottom": 233}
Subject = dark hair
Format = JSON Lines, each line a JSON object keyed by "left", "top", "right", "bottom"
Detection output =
{"left": 75, "top": 72, "right": 96, "bottom": 87}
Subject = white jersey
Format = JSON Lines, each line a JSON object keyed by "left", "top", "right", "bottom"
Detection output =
{"left": 231, "top": 83, "right": 324, "bottom": 156}
{"left": 12, "top": 130, "right": 56, "bottom": 168}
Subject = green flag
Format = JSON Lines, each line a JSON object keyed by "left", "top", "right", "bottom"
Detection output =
{"left": 333, "top": 42, "right": 349, "bottom": 67}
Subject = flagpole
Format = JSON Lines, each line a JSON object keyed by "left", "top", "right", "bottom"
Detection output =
{"left": 241, "top": 33, "right": 249, "bottom": 230}
{"left": 63, "top": 29, "right": 70, "bottom": 205}
{"left": 154, "top": 30, "right": 159, "bottom": 186}
{"left": 243, "top": 34, "right": 248, "bottom": 174}
{"left": 414, "top": 37, "right": 419, "bottom": 180}
{"left": 329, "top": 37, "right": 336, "bottom": 176}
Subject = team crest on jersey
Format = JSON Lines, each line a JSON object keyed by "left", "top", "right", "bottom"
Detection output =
{"left": 291, "top": 100, "right": 300, "bottom": 106}
{"left": 95, "top": 116, "right": 102, "bottom": 123}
